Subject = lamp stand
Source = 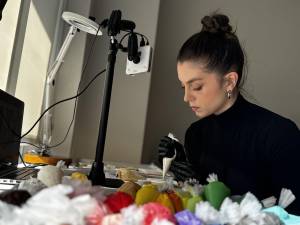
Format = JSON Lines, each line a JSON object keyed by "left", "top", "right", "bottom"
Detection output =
{"left": 88, "top": 37, "right": 123, "bottom": 187}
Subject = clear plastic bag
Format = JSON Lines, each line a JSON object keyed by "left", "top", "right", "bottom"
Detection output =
{"left": 0, "top": 184, "right": 99, "bottom": 225}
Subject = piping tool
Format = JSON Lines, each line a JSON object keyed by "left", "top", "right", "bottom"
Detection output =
{"left": 162, "top": 133, "right": 178, "bottom": 179}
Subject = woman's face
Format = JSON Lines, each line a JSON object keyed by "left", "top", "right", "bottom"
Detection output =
{"left": 177, "top": 60, "right": 230, "bottom": 118}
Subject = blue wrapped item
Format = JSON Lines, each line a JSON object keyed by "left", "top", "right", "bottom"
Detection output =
{"left": 175, "top": 210, "right": 203, "bottom": 225}
{"left": 263, "top": 206, "right": 300, "bottom": 225}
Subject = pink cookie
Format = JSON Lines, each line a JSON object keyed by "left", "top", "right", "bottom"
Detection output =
{"left": 85, "top": 202, "right": 110, "bottom": 225}
{"left": 142, "top": 202, "right": 176, "bottom": 225}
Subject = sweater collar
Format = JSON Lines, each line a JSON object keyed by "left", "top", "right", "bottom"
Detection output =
{"left": 212, "top": 93, "right": 246, "bottom": 121}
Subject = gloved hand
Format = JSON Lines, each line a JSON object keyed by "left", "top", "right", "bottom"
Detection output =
{"left": 158, "top": 135, "right": 196, "bottom": 182}
{"left": 169, "top": 161, "right": 196, "bottom": 181}
{"left": 158, "top": 136, "right": 186, "bottom": 163}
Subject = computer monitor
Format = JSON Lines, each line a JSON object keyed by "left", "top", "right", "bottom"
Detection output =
{"left": 0, "top": 89, "right": 24, "bottom": 166}
{"left": 0, "top": 0, "right": 8, "bottom": 21}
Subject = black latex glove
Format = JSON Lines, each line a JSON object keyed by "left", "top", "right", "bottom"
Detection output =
{"left": 158, "top": 136, "right": 186, "bottom": 163}
{"left": 169, "top": 160, "right": 196, "bottom": 181}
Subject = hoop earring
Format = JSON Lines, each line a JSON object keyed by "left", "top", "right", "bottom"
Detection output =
{"left": 226, "top": 90, "right": 232, "bottom": 99}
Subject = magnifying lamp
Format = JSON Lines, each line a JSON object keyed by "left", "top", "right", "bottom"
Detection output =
{"left": 41, "top": 12, "right": 101, "bottom": 154}
{"left": 62, "top": 12, "right": 101, "bottom": 35}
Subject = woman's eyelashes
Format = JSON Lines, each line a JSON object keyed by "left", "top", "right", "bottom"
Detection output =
{"left": 192, "top": 85, "right": 203, "bottom": 91}
{"left": 180, "top": 83, "right": 203, "bottom": 91}
{"left": 191, "top": 83, "right": 203, "bottom": 91}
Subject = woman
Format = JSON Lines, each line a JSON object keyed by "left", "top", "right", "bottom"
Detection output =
{"left": 158, "top": 13, "right": 300, "bottom": 214}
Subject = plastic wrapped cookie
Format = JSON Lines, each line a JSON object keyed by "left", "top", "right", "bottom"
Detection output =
{"left": 37, "top": 165, "right": 64, "bottom": 187}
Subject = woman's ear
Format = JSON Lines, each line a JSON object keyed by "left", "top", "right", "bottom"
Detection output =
{"left": 223, "top": 72, "right": 238, "bottom": 91}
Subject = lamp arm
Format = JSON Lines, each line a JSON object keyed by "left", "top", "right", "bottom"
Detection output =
{"left": 41, "top": 25, "right": 77, "bottom": 150}
{"left": 46, "top": 26, "right": 77, "bottom": 84}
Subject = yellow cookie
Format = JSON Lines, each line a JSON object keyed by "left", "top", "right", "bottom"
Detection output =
{"left": 71, "top": 172, "right": 88, "bottom": 181}
{"left": 135, "top": 184, "right": 160, "bottom": 205}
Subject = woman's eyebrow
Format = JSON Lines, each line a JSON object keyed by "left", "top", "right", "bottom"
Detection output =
{"left": 187, "top": 78, "right": 203, "bottom": 84}
{"left": 180, "top": 78, "right": 203, "bottom": 87}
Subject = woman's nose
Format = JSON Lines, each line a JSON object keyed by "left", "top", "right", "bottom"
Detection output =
{"left": 184, "top": 88, "right": 191, "bottom": 103}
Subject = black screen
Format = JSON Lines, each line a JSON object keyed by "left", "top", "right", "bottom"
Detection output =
{"left": 0, "top": 0, "right": 8, "bottom": 21}
{"left": 0, "top": 89, "right": 24, "bottom": 166}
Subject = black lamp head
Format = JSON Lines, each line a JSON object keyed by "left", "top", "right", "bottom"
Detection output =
{"left": 105, "top": 10, "right": 136, "bottom": 36}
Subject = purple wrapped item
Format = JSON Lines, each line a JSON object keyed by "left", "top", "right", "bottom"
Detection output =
{"left": 175, "top": 210, "right": 202, "bottom": 225}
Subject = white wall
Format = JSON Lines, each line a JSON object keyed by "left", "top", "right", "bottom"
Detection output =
{"left": 0, "top": 0, "right": 21, "bottom": 90}
{"left": 70, "top": 0, "right": 161, "bottom": 163}
{"left": 15, "top": 0, "right": 61, "bottom": 139}
{"left": 142, "top": 0, "right": 300, "bottom": 163}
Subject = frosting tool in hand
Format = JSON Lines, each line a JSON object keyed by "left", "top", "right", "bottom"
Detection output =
{"left": 162, "top": 133, "right": 178, "bottom": 179}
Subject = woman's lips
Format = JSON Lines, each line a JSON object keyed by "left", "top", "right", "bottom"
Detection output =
{"left": 191, "top": 107, "right": 199, "bottom": 112}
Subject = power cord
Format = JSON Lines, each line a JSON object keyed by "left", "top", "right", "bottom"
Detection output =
{"left": 119, "top": 31, "right": 149, "bottom": 49}
{"left": 20, "top": 68, "right": 106, "bottom": 139}
{"left": 21, "top": 68, "right": 106, "bottom": 165}
{"left": 4, "top": 25, "right": 102, "bottom": 167}
{"left": 0, "top": 69, "right": 106, "bottom": 145}
{"left": 0, "top": 24, "right": 102, "bottom": 148}
{"left": 0, "top": 68, "right": 106, "bottom": 166}
{"left": 14, "top": 25, "right": 102, "bottom": 166}
{"left": 20, "top": 26, "right": 102, "bottom": 143}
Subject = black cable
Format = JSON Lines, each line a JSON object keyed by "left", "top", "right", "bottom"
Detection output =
{"left": 119, "top": 32, "right": 131, "bottom": 45}
{"left": 21, "top": 141, "right": 41, "bottom": 149}
{"left": 0, "top": 26, "right": 102, "bottom": 152}
{"left": 119, "top": 31, "right": 149, "bottom": 46}
{"left": 20, "top": 27, "right": 103, "bottom": 140}
{"left": 20, "top": 68, "right": 106, "bottom": 139}
{"left": 0, "top": 26, "right": 103, "bottom": 148}
{"left": 23, "top": 62, "right": 104, "bottom": 163}
{"left": 19, "top": 149, "right": 27, "bottom": 167}
{"left": 0, "top": 69, "right": 105, "bottom": 145}
{"left": 135, "top": 32, "right": 149, "bottom": 44}
{"left": 46, "top": 98, "right": 77, "bottom": 148}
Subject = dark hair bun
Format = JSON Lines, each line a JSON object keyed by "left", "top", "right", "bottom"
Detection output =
{"left": 201, "top": 14, "right": 232, "bottom": 34}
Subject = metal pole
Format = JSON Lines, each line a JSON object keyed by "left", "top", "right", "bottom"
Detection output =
{"left": 89, "top": 37, "right": 119, "bottom": 186}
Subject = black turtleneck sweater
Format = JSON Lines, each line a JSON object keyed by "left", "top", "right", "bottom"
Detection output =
{"left": 184, "top": 94, "right": 300, "bottom": 214}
